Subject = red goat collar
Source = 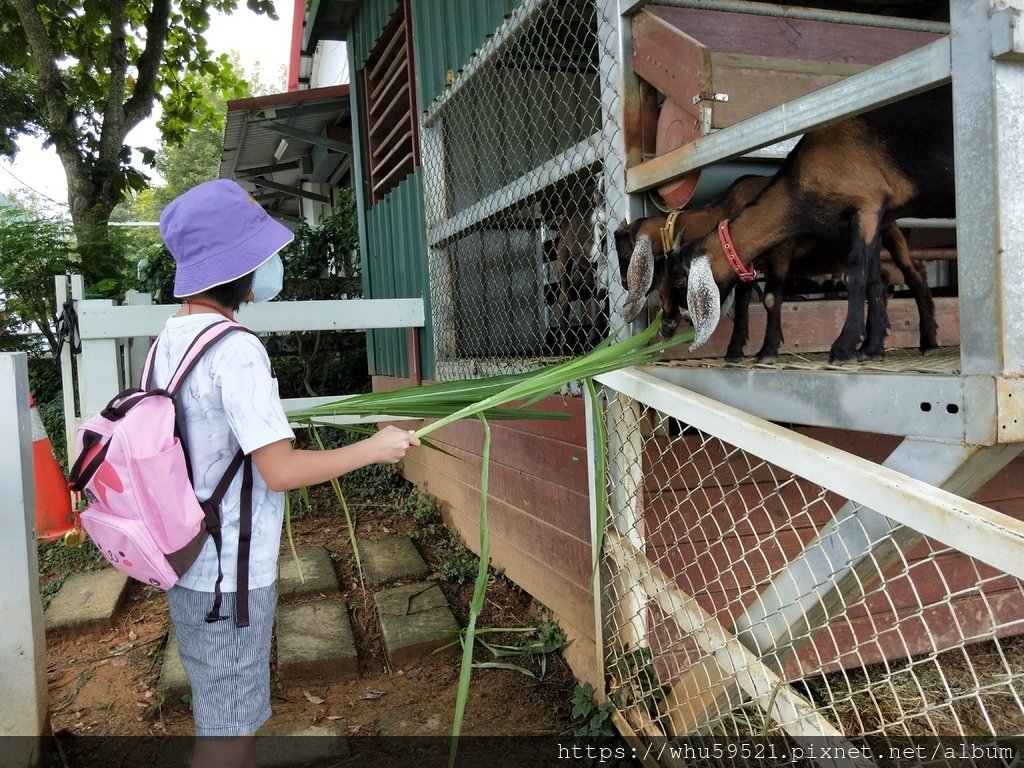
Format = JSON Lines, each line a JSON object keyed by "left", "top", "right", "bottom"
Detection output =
{"left": 717, "top": 219, "right": 757, "bottom": 282}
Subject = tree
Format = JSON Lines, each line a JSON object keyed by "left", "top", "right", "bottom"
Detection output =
{"left": 0, "top": 201, "right": 78, "bottom": 355}
{"left": 1, "top": 0, "right": 276, "bottom": 257}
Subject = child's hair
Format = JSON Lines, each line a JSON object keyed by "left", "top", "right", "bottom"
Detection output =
{"left": 201, "top": 272, "right": 255, "bottom": 311}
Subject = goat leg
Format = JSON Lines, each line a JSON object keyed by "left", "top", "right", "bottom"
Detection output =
{"left": 830, "top": 222, "right": 875, "bottom": 363}
{"left": 858, "top": 265, "right": 889, "bottom": 360}
{"left": 724, "top": 280, "right": 752, "bottom": 361}
{"left": 882, "top": 224, "right": 938, "bottom": 354}
{"left": 755, "top": 269, "right": 787, "bottom": 363}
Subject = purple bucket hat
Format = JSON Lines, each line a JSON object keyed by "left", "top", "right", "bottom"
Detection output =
{"left": 161, "top": 179, "right": 294, "bottom": 297}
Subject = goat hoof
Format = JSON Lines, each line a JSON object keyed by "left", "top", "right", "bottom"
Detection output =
{"left": 724, "top": 348, "right": 746, "bottom": 362}
{"left": 828, "top": 347, "right": 856, "bottom": 364}
{"left": 756, "top": 352, "right": 780, "bottom": 365}
{"left": 920, "top": 345, "right": 940, "bottom": 357}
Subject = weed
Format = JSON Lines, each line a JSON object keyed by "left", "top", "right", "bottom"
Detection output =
{"left": 393, "top": 490, "right": 441, "bottom": 527}
{"left": 608, "top": 646, "right": 672, "bottom": 735}
{"left": 438, "top": 617, "right": 570, "bottom": 681}
{"left": 37, "top": 538, "right": 107, "bottom": 609}
{"left": 572, "top": 682, "right": 617, "bottom": 738}
{"left": 435, "top": 526, "right": 478, "bottom": 585}
{"left": 440, "top": 551, "right": 478, "bottom": 585}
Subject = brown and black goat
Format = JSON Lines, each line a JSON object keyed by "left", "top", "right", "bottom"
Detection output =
{"left": 616, "top": 174, "right": 771, "bottom": 339}
{"left": 616, "top": 174, "right": 937, "bottom": 362}
{"left": 656, "top": 85, "right": 952, "bottom": 363}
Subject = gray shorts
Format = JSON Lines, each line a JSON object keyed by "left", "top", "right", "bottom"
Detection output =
{"left": 167, "top": 584, "right": 276, "bottom": 737}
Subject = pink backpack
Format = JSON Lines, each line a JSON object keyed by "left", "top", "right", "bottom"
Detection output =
{"left": 69, "top": 320, "right": 256, "bottom": 626}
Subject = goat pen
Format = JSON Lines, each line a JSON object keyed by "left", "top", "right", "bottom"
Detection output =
{"left": 397, "top": 0, "right": 1024, "bottom": 761}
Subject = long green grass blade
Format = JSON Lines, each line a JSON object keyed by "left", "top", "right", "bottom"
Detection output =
{"left": 283, "top": 491, "right": 303, "bottom": 582}
{"left": 311, "top": 426, "right": 363, "bottom": 587}
{"left": 449, "top": 414, "right": 492, "bottom": 768}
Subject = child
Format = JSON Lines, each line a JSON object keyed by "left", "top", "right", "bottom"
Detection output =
{"left": 152, "top": 179, "right": 419, "bottom": 767}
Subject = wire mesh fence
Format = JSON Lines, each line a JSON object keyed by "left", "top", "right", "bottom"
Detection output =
{"left": 420, "top": 0, "right": 624, "bottom": 378}
{"left": 597, "top": 376, "right": 1024, "bottom": 764}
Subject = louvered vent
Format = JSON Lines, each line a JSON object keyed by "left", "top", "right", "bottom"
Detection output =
{"left": 362, "top": 0, "right": 419, "bottom": 204}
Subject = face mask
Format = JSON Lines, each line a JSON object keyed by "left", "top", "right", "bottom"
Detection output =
{"left": 250, "top": 253, "right": 284, "bottom": 302}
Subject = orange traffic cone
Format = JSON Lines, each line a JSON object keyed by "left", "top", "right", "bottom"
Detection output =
{"left": 28, "top": 394, "right": 75, "bottom": 541}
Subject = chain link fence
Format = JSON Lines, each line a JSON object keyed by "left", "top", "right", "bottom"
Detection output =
{"left": 420, "top": 0, "right": 625, "bottom": 379}
{"left": 597, "top": 371, "right": 1024, "bottom": 763}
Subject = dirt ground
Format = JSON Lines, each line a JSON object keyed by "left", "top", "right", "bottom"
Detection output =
{"left": 42, "top": 482, "right": 581, "bottom": 766}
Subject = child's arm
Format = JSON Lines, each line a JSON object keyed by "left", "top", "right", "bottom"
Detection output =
{"left": 251, "top": 425, "right": 420, "bottom": 492}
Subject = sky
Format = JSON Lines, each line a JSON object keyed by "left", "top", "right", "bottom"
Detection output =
{"left": 0, "top": 2, "right": 296, "bottom": 211}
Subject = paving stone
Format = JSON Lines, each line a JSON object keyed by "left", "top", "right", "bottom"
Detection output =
{"left": 276, "top": 600, "right": 358, "bottom": 682}
{"left": 278, "top": 547, "right": 340, "bottom": 599}
{"left": 256, "top": 722, "right": 351, "bottom": 767}
{"left": 157, "top": 628, "right": 189, "bottom": 699}
{"left": 359, "top": 535, "right": 430, "bottom": 587}
{"left": 44, "top": 567, "right": 130, "bottom": 635}
{"left": 375, "top": 582, "right": 460, "bottom": 667}
{"left": 378, "top": 711, "right": 446, "bottom": 737}
{"left": 154, "top": 723, "right": 350, "bottom": 768}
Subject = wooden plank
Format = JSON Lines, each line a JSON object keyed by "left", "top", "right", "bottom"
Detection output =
{"left": 424, "top": 418, "right": 590, "bottom": 490}
{"left": 607, "top": 530, "right": 861, "bottom": 745}
{"left": 631, "top": 9, "right": 710, "bottom": 124}
{"left": 403, "top": 442, "right": 592, "bottom": 542}
{"left": 708, "top": 56, "right": 857, "bottom": 128}
{"left": 641, "top": 428, "right": 901, "bottom": 491}
{"left": 644, "top": 6, "right": 941, "bottom": 64}
{"left": 402, "top": 457, "right": 593, "bottom": 587}
{"left": 657, "top": 296, "right": 960, "bottom": 362}
{"left": 974, "top": 455, "right": 1024, "bottom": 504}
{"left": 644, "top": 480, "right": 843, "bottom": 535}
{"left": 648, "top": 588, "right": 1024, "bottom": 683}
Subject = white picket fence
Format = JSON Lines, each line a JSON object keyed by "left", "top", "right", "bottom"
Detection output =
{"left": 56, "top": 274, "right": 425, "bottom": 462}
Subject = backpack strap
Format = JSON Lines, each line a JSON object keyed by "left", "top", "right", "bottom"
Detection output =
{"left": 199, "top": 448, "right": 249, "bottom": 627}
{"left": 166, "top": 320, "right": 247, "bottom": 396}
{"left": 235, "top": 456, "right": 255, "bottom": 628}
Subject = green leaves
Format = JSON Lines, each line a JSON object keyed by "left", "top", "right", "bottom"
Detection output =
{"left": 289, "top": 317, "right": 691, "bottom": 438}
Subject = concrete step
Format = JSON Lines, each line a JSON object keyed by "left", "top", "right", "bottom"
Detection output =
{"left": 157, "top": 628, "right": 188, "bottom": 699}
{"left": 375, "top": 581, "right": 460, "bottom": 668}
{"left": 276, "top": 599, "right": 359, "bottom": 683}
{"left": 277, "top": 547, "right": 340, "bottom": 600}
{"left": 44, "top": 567, "right": 129, "bottom": 635}
{"left": 51, "top": 542, "right": 464, "bottom": 716}
{"left": 358, "top": 535, "right": 430, "bottom": 587}
{"left": 155, "top": 721, "right": 350, "bottom": 767}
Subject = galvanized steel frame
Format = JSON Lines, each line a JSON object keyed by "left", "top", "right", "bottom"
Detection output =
{"left": 593, "top": 0, "right": 1024, "bottom": 746}
{"left": 615, "top": 0, "right": 1024, "bottom": 448}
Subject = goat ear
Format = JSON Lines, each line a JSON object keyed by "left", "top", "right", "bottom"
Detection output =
{"left": 686, "top": 254, "right": 721, "bottom": 350}
{"left": 621, "top": 234, "right": 654, "bottom": 322}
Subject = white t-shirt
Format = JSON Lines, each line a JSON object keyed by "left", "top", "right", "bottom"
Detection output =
{"left": 148, "top": 314, "right": 295, "bottom": 592}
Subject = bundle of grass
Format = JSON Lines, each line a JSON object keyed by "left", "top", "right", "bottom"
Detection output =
{"left": 288, "top": 316, "right": 689, "bottom": 763}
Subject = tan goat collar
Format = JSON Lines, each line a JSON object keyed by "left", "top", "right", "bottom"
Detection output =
{"left": 660, "top": 210, "right": 682, "bottom": 255}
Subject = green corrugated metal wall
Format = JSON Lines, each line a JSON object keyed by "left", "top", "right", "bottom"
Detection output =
{"left": 349, "top": 0, "right": 520, "bottom": 379}
{"left": 411, "top": 0, "right": 520, "bottom": 110}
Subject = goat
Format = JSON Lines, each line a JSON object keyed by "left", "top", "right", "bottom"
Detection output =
{"left": 617, "top": 174, "right": 772, "bottom": 337}
{"left": 616, "top": 176, "right": 938, "bottom": 362}
{"left": 667, "top": 85, "right": 953, "bottom": 363}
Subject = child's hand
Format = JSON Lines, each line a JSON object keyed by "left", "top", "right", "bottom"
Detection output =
{"left": 369, "top": 425, "right": 420, "bottom": 464}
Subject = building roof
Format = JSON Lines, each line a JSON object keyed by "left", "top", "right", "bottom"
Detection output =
{"left": 219, "top": 84, "right": 351, "bottom": 224}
